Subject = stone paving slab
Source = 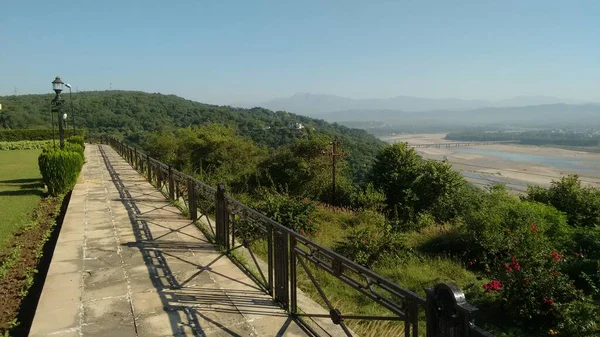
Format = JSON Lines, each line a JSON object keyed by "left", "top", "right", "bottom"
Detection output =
{"left": 29, "top": 145, "right": 347, "bottom": 337}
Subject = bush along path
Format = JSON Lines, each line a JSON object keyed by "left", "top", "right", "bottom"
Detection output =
{"left": 0, "top": 136, "right": 84, "bottom": 335}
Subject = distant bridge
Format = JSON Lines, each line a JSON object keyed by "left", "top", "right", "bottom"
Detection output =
{"left": 407, "top": 140, "right": 519, "bottom": 148}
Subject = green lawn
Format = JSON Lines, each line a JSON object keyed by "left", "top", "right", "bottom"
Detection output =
{"left": 0, "top": 150, "right": 43, "bottom": 250}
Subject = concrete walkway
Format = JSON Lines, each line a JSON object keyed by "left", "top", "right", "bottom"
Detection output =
{"left": 29, "top": 145, "right": 322, "bottom": 337}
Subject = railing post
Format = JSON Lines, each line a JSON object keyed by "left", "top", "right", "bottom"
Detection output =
{"left": 168, "top": 165, "right": 175, "bottom": 200}
{"left": 267, "top": 223, "right": 273, "bottom": 296}
{"left": 289, "top": 235, "right": 297, "bottom": 314}
{"left": 146, "top": 154, "right": 151, "bottom": 183}
{"left": 187, "top": 178, "right": 197, "bottom": 222}
{"left": 216, "top": 184, "right": 229, "bottom": 249}
{"left": 134, "top": 148, "right": 138, "bottom": 169}
{"left": 425, "top": 282, "right": 476, "bottom": 337}
{"left": 274, "top": 229, "right": 289, "bottom": 311}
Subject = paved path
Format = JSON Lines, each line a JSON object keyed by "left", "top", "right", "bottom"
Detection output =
{"left": 30, "top": 145, "right": 323, "bottom": 337}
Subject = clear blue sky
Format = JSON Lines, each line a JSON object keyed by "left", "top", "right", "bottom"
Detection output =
{"left": 2, "top": 0, "right": 599, "bottom": 105}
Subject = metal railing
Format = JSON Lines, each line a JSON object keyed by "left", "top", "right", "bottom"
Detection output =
{"left": 104, "top": 136, "right": 495, "bottom": 337}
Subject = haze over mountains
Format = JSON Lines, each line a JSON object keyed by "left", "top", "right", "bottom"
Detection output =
{"left": 239, "top": 93, "right": 600, "bottom": 127}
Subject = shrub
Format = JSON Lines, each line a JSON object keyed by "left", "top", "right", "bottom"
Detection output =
{"left": 334, "top": 223, "right": 407, "bottom": 267}
{"left": 67, "top": 136, "right": 85, "bottom": 148}
{"left": 352, "top": 183, "right": 386, "bottom": 212}
{"left": 524, "top": 175, "right": 600, "bottom": 228}
{"left": 477, "top": 229, "right": 599, "bottom": 335}
{"left": 63, "top": 143, "right": 84, "bottom": 158}
{"left": 252, "top": 188, "right": 318, "bottom": 235}
{"left": 38, "top": 149, "right": 84, "bottom": 196}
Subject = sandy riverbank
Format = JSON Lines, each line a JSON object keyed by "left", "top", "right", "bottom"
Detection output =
{"left": 380, "top": 133, "right": 600, "bottom": 191}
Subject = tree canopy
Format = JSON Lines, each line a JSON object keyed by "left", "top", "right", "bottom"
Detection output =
{"left": 0, "top": 90, "right": 384, "bottom": 183}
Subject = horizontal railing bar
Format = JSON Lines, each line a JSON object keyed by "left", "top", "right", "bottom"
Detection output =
{"left": 296, "top": 313, "right": 407, "bottom": 321}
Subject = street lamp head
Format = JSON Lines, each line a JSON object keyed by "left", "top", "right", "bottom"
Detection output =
{"left": 52, "top": 76, "right": 64, "bottom": 94}
{"left": 63, "top": 113, "right": 68, "bottom": 120}
{"left": 65, "top": 83, "right": 72, "bottom": 89}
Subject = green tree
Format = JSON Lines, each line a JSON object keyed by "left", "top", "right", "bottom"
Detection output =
{"left": 524, "top": 175, "right": 600, "bottom": 228}
{"left": 370, "top": 142, "right": 423, "bottom": 220}
{"left": 413, "top": 159, "right": 466, "bottom": 221}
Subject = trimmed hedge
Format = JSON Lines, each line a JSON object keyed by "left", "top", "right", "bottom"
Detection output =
{"left": 38, "top": 148, "right": 84, "bottom": 196}
{"left": 0, "top": 140, "right": 55, "bottom": 151}
{"left": 67, "top": 136, "right": 85, "bottom": 148}
{"left": 0, "top": 129, "right": 85, "bottom": 142}
{"left": 63, "top": 143, "right": 84, "bottom": 157}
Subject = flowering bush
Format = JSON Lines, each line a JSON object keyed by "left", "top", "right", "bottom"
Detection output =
{"left": 476, "top": 220, "right": 600, "bottom": 335}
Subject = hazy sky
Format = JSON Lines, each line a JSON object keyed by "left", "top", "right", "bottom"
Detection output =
{"left": 2, "top": 0, "right": 599, "bottom": 105}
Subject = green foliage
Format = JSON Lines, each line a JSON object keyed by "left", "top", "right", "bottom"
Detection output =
{"left": 370, "top": 142, "right": 423, "bottom": 220}
{"left": 62, "top": 143, "right": 84, "bottom": 158}
{"left": 370, "top": 142, "right": 469, "bottom": 223}
{"left": 524, "top": 175, "right": 600, "bottom": 228}
{"left": 255, "top": 135, "right": 332, "bottom": 198}
{"left": 251, "top": 188, "right": 317, "bottom": 234}
{"left": 66, "top": 136, "right": 85, "bottom": 147}
{"left": 38, "top": 148, "right": 84, "bottom": 196}
{"left": 351, "top": 183, "right": 386, "bottom": 212}
{"left": 0, "top": 140, "right": 54, "bottom": 151}
{"left": 463, "top": 189, "right": 571, "bottom": 265}
{"left": 334, "top": 223, "right": 404, "bottom": 267}
{"left": 145, "top": 125, "right": 265, "bottom": 189}
{"left": 1, "top": 91, "right": 384, "bottom": 183}
{"left": 0, "top": 129, "right": 84, "bottom": 141}
{"left": 472, "top": 223, "right": 598, "bottom": 335}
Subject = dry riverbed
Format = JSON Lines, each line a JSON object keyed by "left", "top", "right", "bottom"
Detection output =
{"left": 381, "top": 133, "right": 600, "bottom": 192}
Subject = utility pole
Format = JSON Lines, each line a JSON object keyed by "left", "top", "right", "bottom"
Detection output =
{"left": 328, "top": 137, "right": 345, "bottom": 204}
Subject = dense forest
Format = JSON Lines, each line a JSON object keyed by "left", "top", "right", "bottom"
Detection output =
{"left": 446, "top": 130, "right": 600, "bottom": 146}
{"left": 0, "top": 91, "right": 384, "bottom": 182}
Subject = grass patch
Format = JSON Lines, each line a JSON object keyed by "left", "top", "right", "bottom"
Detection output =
{"left": 0, "top": 150, "right": 44, "bottom": 250}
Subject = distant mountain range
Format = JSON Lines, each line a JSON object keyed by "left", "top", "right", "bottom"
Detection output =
{"left": 241, "top": 93, "right": 594, "bottom": 116}
{"left": 237, "top": 93, "right": 600, "bottom": 127}
{"left": 318, "top": 104, "right": 600, "bottom": 126}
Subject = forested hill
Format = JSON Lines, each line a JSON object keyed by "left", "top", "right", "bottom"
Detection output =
{"left": 0, "top": 90, "right": 384, "bottom": 181}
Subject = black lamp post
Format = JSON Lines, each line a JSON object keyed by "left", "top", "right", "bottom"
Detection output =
{"left": 51, "top": 76, "right": 65, "bottom": 149}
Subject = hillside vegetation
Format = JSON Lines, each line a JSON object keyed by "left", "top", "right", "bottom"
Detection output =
{"left": 139, "top": 125, "right": 600, "bottom": 336}
{"left": 0, "top": 91, "right": 384, "bottom": 182}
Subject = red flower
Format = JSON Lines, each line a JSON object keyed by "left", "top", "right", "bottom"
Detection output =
{"left": 531, "top": 223, "right": 538, "bottom": 233}
{"left": 524, "top": 279, "right": 531, "bottom": 285}
{"left": 504, "top": 263, "right": 513, "bottom": 272}
{"left": 511, "top": 256, "right": 521, "bottom": 271}
{"left": 543, "top": 297, "right": 555, "bottom": 305}
{"left": 467, "top": 261, "right": 474, "bottom": 267}
{"left": 551, "top": 272, "right": 561, "bottom": 278}
{"left": 483, "top": 280, "right": 503, "bottom": 293}
{"left": 550, "top": 251, "right": 562, "bottom": 263}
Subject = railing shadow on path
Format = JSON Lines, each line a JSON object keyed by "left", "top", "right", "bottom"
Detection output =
{"left": 99, "top": 145, "right": 314, "bottom": 337}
